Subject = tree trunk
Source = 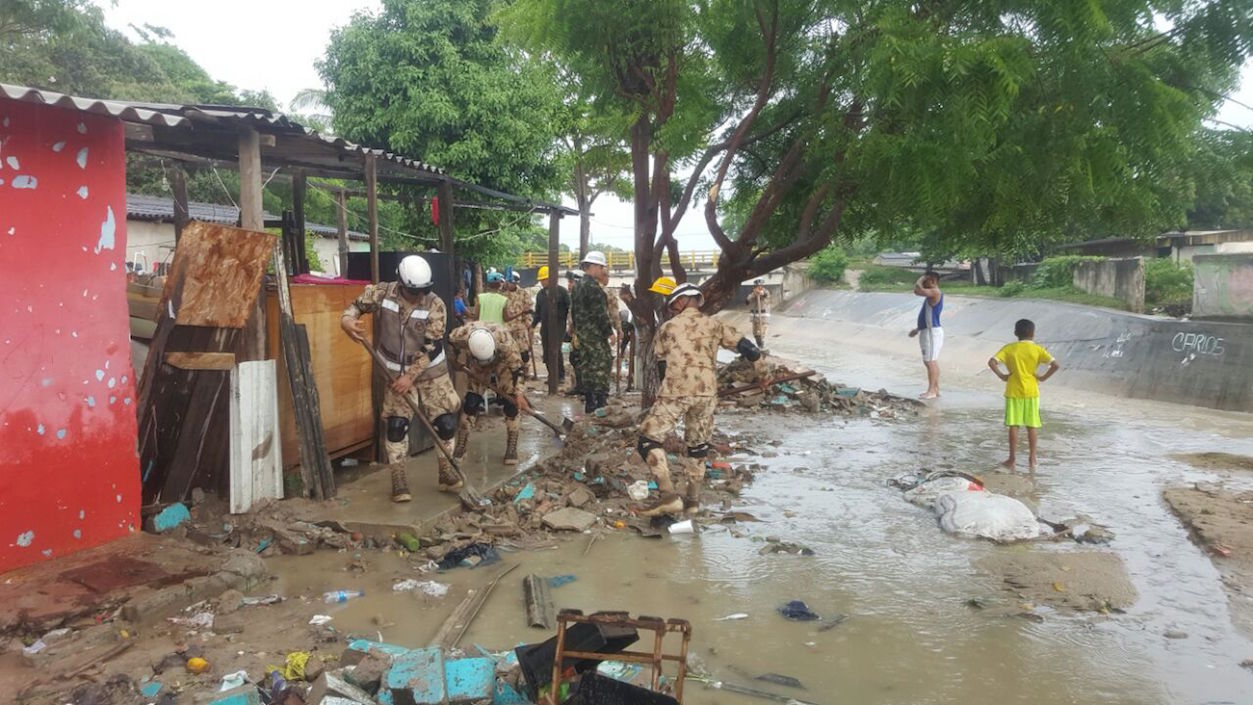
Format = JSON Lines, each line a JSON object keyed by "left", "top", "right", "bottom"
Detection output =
{"left": 579, "top": 206, "right": 591, "bottom": 260}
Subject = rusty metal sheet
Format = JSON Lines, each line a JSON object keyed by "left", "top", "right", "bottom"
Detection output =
{"left": 163, "top": 221, "right": 276, "bottom": 328}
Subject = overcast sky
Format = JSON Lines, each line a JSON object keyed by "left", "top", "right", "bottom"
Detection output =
{"left": 98, "top": 0, "right": 1253, "bottom": 252}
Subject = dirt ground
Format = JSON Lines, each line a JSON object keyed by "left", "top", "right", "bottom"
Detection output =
{"left": 1163, "top": 485, "right": 1253, "bottom": 638}
{"left": 1170, "top": 452, "right": 1253, "bottom": 473}
{"left": 974, "top": 550, "right": 1138, "bottom": 615}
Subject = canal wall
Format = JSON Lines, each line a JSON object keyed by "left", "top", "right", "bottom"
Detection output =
{"left": 767, "top": 290, "right": 1253, "bottom": 413}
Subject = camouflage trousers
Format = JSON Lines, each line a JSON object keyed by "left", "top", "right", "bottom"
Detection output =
{"left": 574, "top": 337, "right": 612, "bottom": 393}
{"left": 751, "top": 313, "right": 769, "bottom": 340}
{"left": 638, "top": 395, "right": 717, "bottom": 490}
{"left": 381, "top": 374, "right": 461, "bottom": 465}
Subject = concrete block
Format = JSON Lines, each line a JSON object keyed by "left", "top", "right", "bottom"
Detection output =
{"left": 382, "top": 647, "right": 444, "bottom": 705}
{"left": 307, "top": 671, "right": 377, "bottom": 705}
{"left": 444, "top": 657, "right": 494, "bottom": 703}
{"left": 541, "top": 507, "right": 597, "bottom": 532}
{"left": 342, "top": 639, "right": 410, "bottom": 666}
{"left": 345, "top": 650, "right": 391, "bottom": 693}
{"left": 567, "top": 486, "right": 595, "bottom": 508}
{"left": 212, "top": 614, "right": 247, "bottom": 634}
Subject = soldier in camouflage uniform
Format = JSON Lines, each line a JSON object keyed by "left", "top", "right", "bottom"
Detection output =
{"left": 341, "top": 255, "right": 462, "bottom": 502}
{"left": 503, "top": 273, "right": 534, "bottom": 366}
{"left": 747, "top": 279, "right": 770, "bottom": 348}
{"left": 637, "top": 279, "right": 764, "bottom": 515}
{"left": 448, "top": 321, "right": 529, "bottom": 466}
{"left": 570, "top": 251, "right": 615, "bottom": 413}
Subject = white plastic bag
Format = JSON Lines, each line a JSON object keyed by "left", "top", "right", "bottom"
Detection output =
{"left": 902, "top": 476, "right": 981, "bottom": 510}
{"left": 935, "top": 491, "right": 1040, "bottom": 542}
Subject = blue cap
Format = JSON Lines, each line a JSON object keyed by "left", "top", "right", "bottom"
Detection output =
{"left": 486, "top": 272, "right": 504, "bottom": 283}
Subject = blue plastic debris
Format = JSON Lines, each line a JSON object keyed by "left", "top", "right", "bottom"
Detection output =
{"left": 493, "top": 682, "right": 530, "bottom": 704}
{"left": 573, "top": 471, "right": 586, "bottom": 482}
{"left": 208, "top": 685, "right": 261, "bottom": 705}
{"left": 347, "top": 638, "right": 411, "bottom": 659}
{"left": 547, "top": 574, "right": 577, "bottom": 589}
{"left": 513, "top": 483, "right": 536, "bottom": 503}
{"left": 647, "top": 480, "right": 658, "bottom": 490}
{"left": 707, "top": 469, "right": 725, "bottom": 480}
{"left": 254, "top": 537, "right": 272, "bottom": 553}
{"left": 445, "top": 657, "right": 494, "bottom": 702}
{"left": 152, "top": 503, "right": 190, "bottom": 533}
{"left": 140, "top": 681, "right": 162, "bottom": 697}
{"left": 836, "top": 386, "right": 860, "bottom": 397}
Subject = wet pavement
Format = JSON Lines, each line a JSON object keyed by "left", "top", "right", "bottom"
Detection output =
{"left": 271, "top": 309, "right": 1253, "bottom": 704}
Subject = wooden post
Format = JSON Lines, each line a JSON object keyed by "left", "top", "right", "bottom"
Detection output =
{"left": 364, "top": 154, "right": 380, "bottom": 284}
{"left": 238, "top": 127, "right": 266, "bottom": 362}
{"left": 170, "top": 164, "right": 189, "bottom": 245}
{"left": 546, "top": 210, "right": 562, "bottom": 395}
{"left": 437, "top": 179, "right": 456, "bottom": 303}
{"left": 336, "top": 189, "right": 349, "bottom": 277}
{"left": 292, "top": 169, "right": 308, "bottom": 274}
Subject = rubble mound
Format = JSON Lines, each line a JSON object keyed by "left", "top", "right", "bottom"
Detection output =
{"left": 718, "top": 358, "right": 924, "bottom": 418}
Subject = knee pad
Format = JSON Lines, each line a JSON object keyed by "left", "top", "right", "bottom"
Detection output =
{"left": 462, "top": 392, "right": 485, "bottom": 416}
{"left": 501, "top": 397, "right": 519, "bottom": 418}
{"left": 521, "top": 351, "right": 530, "bottom": 364}
{"left": 637, "top": 436, "right": 664, "bottom": 461}
{"left": 736, "top": 337, "right": 762, "bottom": 362}
{"left": 432, "top": 413, "right": 458, "bottom": 441}
{"left": 687, "top": 443, "right": 710, "bottom": 458}
{"left": 386, "top": 416, "right": 410, "bottom": 443}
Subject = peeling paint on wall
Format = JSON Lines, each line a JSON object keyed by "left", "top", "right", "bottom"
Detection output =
{"left": 0, "top": 98, "right": 139, "bottom": 573}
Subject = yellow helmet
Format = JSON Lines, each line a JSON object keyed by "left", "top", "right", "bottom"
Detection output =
{"left": 648, "top": 275, "right": 677, "bottom": 295}
{"left": 537, "top": 265, "right": 550, "bottom": 281}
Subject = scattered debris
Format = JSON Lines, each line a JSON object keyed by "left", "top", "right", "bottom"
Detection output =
{"left": 542, "top": 507, "right": 598, "bottom": 532}
{"left": 756, "top": 672, "right": 805, "bottom": 689}
{"left": 777, "top": 600, "right": 821, "bottom": 621}
{"left": 719, "top": 357, "right": 923, "bottom": 419}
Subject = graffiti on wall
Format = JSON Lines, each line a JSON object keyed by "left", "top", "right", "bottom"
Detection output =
{"left": 0, "top": 100, "right": 139, "bottom": 572}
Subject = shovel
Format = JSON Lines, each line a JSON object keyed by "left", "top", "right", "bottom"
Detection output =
{"left": 453, "top": 361, "right": 574, "bottom": 438}
{"left": 357, "top": 339, "right": 484, "bottom": 509}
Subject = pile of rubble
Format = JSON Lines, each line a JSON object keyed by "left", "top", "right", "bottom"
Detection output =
{"left": 718, "top": 358, "right": 924, "bottom": 419}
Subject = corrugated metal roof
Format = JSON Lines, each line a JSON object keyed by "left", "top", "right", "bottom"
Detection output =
{"left": 125, "top": 193, "right": 368, "bottom": 241}
{"left": 1, "top": 83, "right": 188, "bottom": 127}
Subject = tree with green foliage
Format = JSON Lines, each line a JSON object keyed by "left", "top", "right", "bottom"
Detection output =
{"left": 1184, "top": 128, "right": 1253, "bottom": 229}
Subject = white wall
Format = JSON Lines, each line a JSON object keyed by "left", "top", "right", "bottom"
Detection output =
{"left": 312, "top": 237, "right": 371, "bottom": 276}
{"left": 125, "top": 220, "right": 177, "bottom": 274}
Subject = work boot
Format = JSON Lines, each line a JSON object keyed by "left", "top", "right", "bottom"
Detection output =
{"left": 583, "top": 391, "right": 598, "bottom": 414}
{"left": 637, "top": 492, "right": 684, "bottom": 517}
{"left": 597, "top": 392, "right": 609, "bottom": 411}
{"left": 684, "top": 478, "right": 702, "bottom": 515}
{"left": 754, "top": 335, "right": 765, "bottom": 348}
{"left": 390, "top": 466, "right": 412, "bottom": 503}
{"left": 504, "top": 428, "right": 519, "bottom": 466}
{"left": 453, "top": 420, "right": 471, "bottom": 461}
{"left": 437, "top": 457, "right": 464, "bottom": 493}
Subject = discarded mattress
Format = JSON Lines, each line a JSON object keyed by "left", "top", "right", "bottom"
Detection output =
{"left": 898, "top": 472, "right": 1040, "bottom": 542}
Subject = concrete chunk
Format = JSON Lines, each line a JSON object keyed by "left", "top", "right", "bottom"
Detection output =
{"left": 383, "top": 647, "right": 444, "bottom": 705}
{"left": 567, "top": 486, "right": 595, "bottom": 508}
{"left": 541, "top": 507, "right": 596, "bottom": 532}
{"left": 444, "top": 657, "right": 494, "bottom": 703}
{"left": 307, "top": 671, "right": 377, "bottom": 705}
{"left": 346, "top": 651, "right": 391, "bottom": 694}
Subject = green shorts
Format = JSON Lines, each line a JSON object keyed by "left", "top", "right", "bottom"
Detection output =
{"left": 1004, "top": 397, "right": 1041, "bottom": 428}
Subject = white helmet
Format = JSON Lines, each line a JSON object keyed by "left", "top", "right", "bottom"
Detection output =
{"left": 398, "top": 255, "right": 433, "bottom": 290}
{"left": 580, "top": 250, "right": 607, "bottom": 267}
{"left": 666, "top": 282, "right": 703, "bottom": 307}
{"left": 468, "top": 328, "right": 496, "bottom": 362}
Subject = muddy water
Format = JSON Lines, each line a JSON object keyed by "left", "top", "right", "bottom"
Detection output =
{"left": 268, "top": 317, "right": 1253, "bottom": 705}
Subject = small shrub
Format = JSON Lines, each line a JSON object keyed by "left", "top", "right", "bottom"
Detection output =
{"left": 1144, "top": 258, "right": 1193, "bottom": 314}
{"left": 857, "top": 264, "right": 919, "bottom": 290}
{"left": 999, "top": 280, "right": 1026, "bottom": 297}
{"left": 1031, "top": 256, "right": 1105, "bottom": 289}
{"left": 808, "top": 245, "right": 850, "bottom": 283}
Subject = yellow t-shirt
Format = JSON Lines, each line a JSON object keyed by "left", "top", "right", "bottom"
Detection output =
{"left": 994, "top": 340, "right": 1054, "bottom": 399}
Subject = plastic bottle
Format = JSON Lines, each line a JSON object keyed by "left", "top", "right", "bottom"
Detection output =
{"left": 323, "top": 589, "right": 364, "bottom": 604}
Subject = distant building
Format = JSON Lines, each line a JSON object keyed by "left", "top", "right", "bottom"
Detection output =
{"left": 124, "top": 193, "right": 371, "bottom": 276}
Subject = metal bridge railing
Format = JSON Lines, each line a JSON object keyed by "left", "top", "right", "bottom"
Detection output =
{"left": 518, "top": 250, "right": 721, "bottom": 270}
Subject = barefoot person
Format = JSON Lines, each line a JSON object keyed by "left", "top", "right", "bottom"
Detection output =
{"left": 988, "top": 318, "right": 1060, "bottom": 470}
{"left": 908, "top": 272, "right": 943, "bottom": 399}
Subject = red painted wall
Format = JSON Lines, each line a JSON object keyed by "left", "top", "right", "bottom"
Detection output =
{"left": 0, "top": 99, "right": 140, "bottom": 572}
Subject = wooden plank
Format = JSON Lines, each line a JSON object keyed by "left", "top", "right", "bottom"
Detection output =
{"left": 159, "top": 370, "right": 229, "bottom": 503}
{"left": 273, "top": 243, "right": 336, "bottom": 499}
{"left": 292, "top": 170, "right": 309, "bottom": 275}
{"left": 336, "top": 189, "right": 349, "bottom": 277}
{"left": 230, "top": 361, "right": 283, "bottom": 513}
{"left": 163, "top": 222, "right": 276, "bottom": 328}
{"left": 170, "top": 164, "right": 189, "bottom": 244}
{"left": 165, "top": 352, "right": 236, "bottom": 370}
{"left": 264, "top": 285, "right": 372, "bottom": 463}
{"left": 365, "top": 154, "right": 380, "bottom": 284}
{"left": 239, "top": 127, "right": 267, "bottom": 362}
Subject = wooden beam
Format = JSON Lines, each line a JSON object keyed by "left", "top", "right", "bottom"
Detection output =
{"left": 164, "top": 352, "right": 236, "bottom": 371}
{"left": 437, "top": 178, "right": 455, "bottom": 292}
{"left": 170, "top": 164, "right": 189, "bottom": 244}
{"left": 336, "top": 189, "right": 349, "bottom": 277}
{"left": 238, "top": 127, "right": 266, "bottom": 362}
{"left": 292, "top": 169, "right": 309, "bottom": 275}
{"left": 546, "top": 211, "right": 562, "bottom": 395}
{"left": 365, "top": 154, "right": 380, "bottom": 284}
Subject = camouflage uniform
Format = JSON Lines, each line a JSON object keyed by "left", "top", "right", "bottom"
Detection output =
{"left": 747, "top": 287, "right": 770, "bottom": 347}
{"left": 638, "top": 307, "right": 745, "bottom": 495}
{"left": 570, "top": 274, "right": 613, "bottom": 411}
{"left": 343, "top": 283, "right": 463, "bottom": 495}
{"left": 448, "top": 322, "right": 527, "bottom": 465}
{"left": 504, "top": 287, "right": 534, "bottom": 365}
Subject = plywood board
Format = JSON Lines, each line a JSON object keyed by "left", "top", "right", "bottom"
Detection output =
{"left": 230, "top": 360, "right": 283, "bottom": 513}
{"left": 165, "top": 352, "right": 236, "bottom": 370}
{"left": 265, "top": 284, "right": 373, "bottom": 462}
{"left": 165, "top": 221, "right": 276, "bottom": 328}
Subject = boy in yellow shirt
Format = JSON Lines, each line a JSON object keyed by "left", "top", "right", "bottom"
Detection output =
{"left": 988, "top": 319, "right": 1060, "bottom": 470}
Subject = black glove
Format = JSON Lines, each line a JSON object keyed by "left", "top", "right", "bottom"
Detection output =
{"left": 657, "top": 360, "right": 667, "bottom": 382}
{"left": 736, "top": 337, "right": 762, "bottom": 362}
